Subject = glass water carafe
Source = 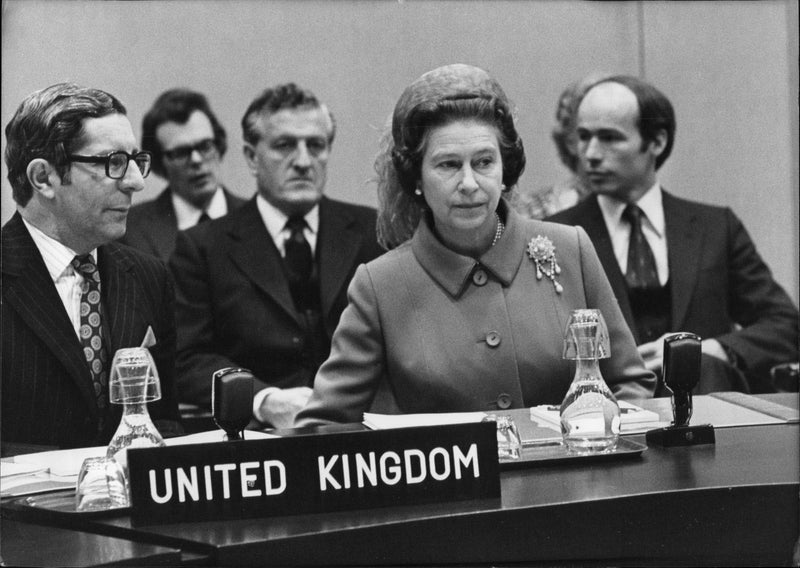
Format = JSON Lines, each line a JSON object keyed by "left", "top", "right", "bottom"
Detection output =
{"left": 559, "top": 309, "right": 620, "bottom": 453}
{"left": 106, "top": 347, "right": 166, "bottom": 470}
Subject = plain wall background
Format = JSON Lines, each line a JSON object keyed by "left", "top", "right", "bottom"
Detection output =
{"left": 2, "top": 0, "right": 798, "bottom": 304}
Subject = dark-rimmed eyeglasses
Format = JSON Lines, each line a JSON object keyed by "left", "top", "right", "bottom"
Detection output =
{"left": 162, "top": 138, "right": 218, "bottom": 163}
{"left": 68, "top": 151, "right": 153, "bottom": 179}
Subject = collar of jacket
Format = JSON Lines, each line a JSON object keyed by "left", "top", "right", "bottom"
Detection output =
{"left": 411, "top": 199, "right": 527, "bottom": 298}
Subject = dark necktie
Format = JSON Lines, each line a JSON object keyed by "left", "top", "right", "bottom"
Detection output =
{"left": 284, "top": 216, "right": 313, "bottom": 286}
{"left": 197, "top": 211, "right": 211, "bottom": 224}
{"left": 622, "top": 204, "right": 660, "bottom": 290}
{"left": 71, "top": 254, "right": 109, "bottom": 410}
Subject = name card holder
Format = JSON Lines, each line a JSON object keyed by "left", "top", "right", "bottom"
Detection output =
{"left": 127, "top": 422, "right": 499, "bottom": 526}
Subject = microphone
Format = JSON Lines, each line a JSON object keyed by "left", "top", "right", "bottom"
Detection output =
{"left": 663, "top": 332, "right": 702, "bottom": 427}
{"left": 646, "top": 333, "right": 715, "bottom": 446}
{"left": 212, "top": 368, "right": 254, "bottom": 441}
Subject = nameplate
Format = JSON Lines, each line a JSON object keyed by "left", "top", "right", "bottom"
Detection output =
{"left": 127, "top": 422, "right": 499, "bottom": 526}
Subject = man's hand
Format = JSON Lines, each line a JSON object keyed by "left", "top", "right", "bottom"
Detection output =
{"left": 637, "top": 333, "right": 729, "bottom": 374}
{"left": 258, "top": 387, "right": 313, "bottom": 429}
{"left": 637, "top": 333, "right": 670, "bottom": 374}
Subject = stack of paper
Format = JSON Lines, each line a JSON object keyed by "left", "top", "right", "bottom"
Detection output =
{"left": 363, "top": 412, "right": 487, "bottom": 430}
{"left": 530, "top": 401, "right": 667, "bottom": 434}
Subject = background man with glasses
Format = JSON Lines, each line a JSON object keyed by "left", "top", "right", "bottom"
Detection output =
{"left": 120, "top": 88, "right": 246, "bottom": 263}
{"left": 170, "top": 83, "right": 384, "bottom": 428}
{"left": 1, "top": 82, "right": 182, "bottom": 451}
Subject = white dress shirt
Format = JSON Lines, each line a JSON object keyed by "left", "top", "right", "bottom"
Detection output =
{"left": 256, "top": 193, "right": 319, "bottom": 256}
{"left": 171, "top": 186, "right": 230, "bottom": 230}
{"left": 22, "top": 218, "right": 97, "bottom": 339}
{"left": 597, "top": 184, "right": 669, "bottom": 286}
{"left": 251, "top": 194, "right": 320, "bottom": 421}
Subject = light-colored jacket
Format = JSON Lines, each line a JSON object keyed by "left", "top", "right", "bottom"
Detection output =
{"left": 295, "top": 202, "right": 655, "bottom": 426}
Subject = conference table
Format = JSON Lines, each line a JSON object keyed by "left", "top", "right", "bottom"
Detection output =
{"left": 2, "top": 393, "right": 798, "bottom": 566}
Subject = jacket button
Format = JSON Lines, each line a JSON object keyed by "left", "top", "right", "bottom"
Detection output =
{"left": 497, "top": 393, "right": 512, "bottom": 409}
{"left": 472, "top": 269, "right": 488, "bottom": 286}
{"left": 486, "top": 331, "right": 501, "bottom": 347}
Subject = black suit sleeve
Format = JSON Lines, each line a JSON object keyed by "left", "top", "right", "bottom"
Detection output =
{"left": 169, "top": 228, "right": 242, "bottom": 408}
{"left": 145, "top": 262, "right": 183, "bottom": 432}
{"left": 714, "top": 208, "right": 799, "bottom": 386}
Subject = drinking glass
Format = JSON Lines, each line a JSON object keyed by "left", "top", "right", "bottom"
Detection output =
{"left": 75, "top": 457, "right": 129, "bottom": 512}
{"left": 484, "top": 414, "right": 522, "bottom": 460}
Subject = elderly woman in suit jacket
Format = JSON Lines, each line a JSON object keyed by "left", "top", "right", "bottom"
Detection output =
{"left": 295, "top": 64, "right": 655, "bottom": 427}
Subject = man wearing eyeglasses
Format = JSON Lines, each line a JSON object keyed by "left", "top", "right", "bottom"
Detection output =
{"left": 1, "top": 83, "right": 182, "bottom": 451}
{"left": 120, "top": 89, "right": 247, "bottom": 263}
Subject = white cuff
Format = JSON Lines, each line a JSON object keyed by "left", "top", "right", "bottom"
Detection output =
{"left": 252, "top": 386, "right": 280, "bottom": 423}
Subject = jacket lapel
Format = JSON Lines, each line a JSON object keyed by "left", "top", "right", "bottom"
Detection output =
{"left": 2, "top": 213, "right": 99, "bottom": 411}
{"left": 317, "top": 198, "right": 364, "bottom": 320}
{"left": 99, "top": 243, "right": 142, "bottom": 352}
{"left": 227, "top": 201, "right": 302, "bottom": 326}
{"left": 663, "top": 190, "right": 702, "bottom": 330}
{"left": 578, "top": 197, "right": 637, "bottom": 337}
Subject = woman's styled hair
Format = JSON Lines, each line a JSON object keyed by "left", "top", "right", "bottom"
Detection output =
{"left": 5, "top": 82, "right": 127, "bottom": 206}
{"left": 551, "top": 72, "right": 612, "bottom": 173}
{"left": 376, "top": 64, "right": 525, "bottom": 250}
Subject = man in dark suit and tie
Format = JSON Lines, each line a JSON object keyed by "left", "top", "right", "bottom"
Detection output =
{"left": 548, "top": 75, "right": 798, "bottom": 394}
{"left": 2, "top": 83, "right": 182, "bottom": 451}
{"left": 170, "top": 83, "right": 384, "bottom": 427}
{"left": 120, "top": 89, "right": 246, "bottom": 263}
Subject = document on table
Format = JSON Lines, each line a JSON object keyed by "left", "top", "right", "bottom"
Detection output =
{"left": 363, "top": 410, "right": 563, "bottom": 446}
{"left": 530, "top": 401, "right": 670, "bottom": 435}
{"left": 0, "top": 430, "right": 277, "bottom": 498}
{"left": 363, "top": 411, "right": 488, "bottom": 430}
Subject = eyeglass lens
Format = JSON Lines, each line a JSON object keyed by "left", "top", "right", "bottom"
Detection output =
{"left": 164, "top": 139, "right": 216, "bottom": 162}
{"left": 108, "top": 151, "right": 152, "bottom": 179}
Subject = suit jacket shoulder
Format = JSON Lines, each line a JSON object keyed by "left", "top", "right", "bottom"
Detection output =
{"left": 122, "top": 187, "right": 247, "bottom": 262}
{"left": 120, "top": 188, "right": 177, "bottom": 261}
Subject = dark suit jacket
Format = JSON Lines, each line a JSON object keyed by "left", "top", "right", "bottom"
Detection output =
{"left": 547, "top": 191, "right": 799, "bottom": 393}
{"left": 2, "top": 213, "right": 182, "bottom": 450}
{"left": 169, "top": 196, "right": 384, "bottom": 409}
{"left": 120, "top": 187, "right": 247, "bottom": 262}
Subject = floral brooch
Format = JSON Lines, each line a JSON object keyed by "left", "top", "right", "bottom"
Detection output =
{"left": 527, "top": 235, "right": 563, "bottom": 293}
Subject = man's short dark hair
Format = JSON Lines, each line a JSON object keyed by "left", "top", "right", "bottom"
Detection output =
{"left": 241, "top": 83, "right": 336, "bottom": 146}
{"left": 4, "top": 82, "right": 127, "bottom": 206}
{"left": 141, "top": 88, "right": 227, "bottom": 178}
{"left": 587, "top": 75, "right": 676, "bottom": 170}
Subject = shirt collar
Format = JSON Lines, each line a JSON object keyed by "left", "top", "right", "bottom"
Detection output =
{"left": 597, "top": 182, "right": 665, "bottom": 237}
{"left": 411, "top": 199, "right": 526, "bottom": 297}
{"left": 255, "top": 193, "right": 319, "bottom": 243}
{"left": 22, "top": 217, "right": 96, "bottom": 281}
{"left": 171, "top": 186, "right": 229, "bottom": 230}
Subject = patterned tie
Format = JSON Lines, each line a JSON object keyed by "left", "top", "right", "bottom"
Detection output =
{"left": 622, "top": 204, "right": 660, "bottom": 290}
{"left": 71, "top": 254, "right": 108, "bottom": 410}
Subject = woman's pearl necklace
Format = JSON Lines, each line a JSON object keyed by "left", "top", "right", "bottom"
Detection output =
{"left": 491, "top": 213, "right": 505, "bottom": 247}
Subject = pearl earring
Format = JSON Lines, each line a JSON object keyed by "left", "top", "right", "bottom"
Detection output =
{"left": 414, "top": 188, "right": 422, "bottom": 196}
